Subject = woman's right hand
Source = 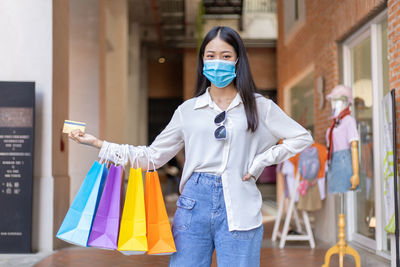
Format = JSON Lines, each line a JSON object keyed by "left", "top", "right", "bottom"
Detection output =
{"left": 68, "top": 129, "right": 103, "bottom": 148}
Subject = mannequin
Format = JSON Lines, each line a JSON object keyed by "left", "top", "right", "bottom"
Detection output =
{"left": 322, "top": 85, "right": 361, "bottom": 267}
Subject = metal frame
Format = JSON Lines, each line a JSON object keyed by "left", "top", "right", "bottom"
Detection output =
{"left": 282, "top": 64, "right": 314, "bottom": 116}
{"left": 342, "top": 9, "right": 390, "bottom": 256}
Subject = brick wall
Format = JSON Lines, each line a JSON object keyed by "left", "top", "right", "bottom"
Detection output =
{"left": 277, "top": 0, "right": 386, "bottom": 144}
{"left": 247, "top": 47, "right": 277, "bottom": 90}
{"left": 277, "top": 0, "right": 387, "bottom": 244}
{"left": 388, "top": 0, "right": 400, "bottom": 155}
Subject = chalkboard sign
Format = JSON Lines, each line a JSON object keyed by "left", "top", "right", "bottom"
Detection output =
{"left": 0, "top": 82, "right": 34, "bottom": 253}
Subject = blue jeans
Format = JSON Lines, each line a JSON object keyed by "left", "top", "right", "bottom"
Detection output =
{"left": 168, "top": 172, "right": 263, "bottom": 267}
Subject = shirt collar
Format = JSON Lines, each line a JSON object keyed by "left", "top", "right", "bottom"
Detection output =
{"left": 194, "top": 87, "right": 243, "bottom": 111}
{"left": 193, "top": 87, "right": 213, "bottom": 109}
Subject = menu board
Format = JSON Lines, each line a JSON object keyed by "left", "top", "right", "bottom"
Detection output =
{"left": 0, "top": 82, "right": 34, "bottom": 253}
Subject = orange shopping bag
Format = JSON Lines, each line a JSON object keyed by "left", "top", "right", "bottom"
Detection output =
{"left": 144, "top": 151, "right": 176, "bottom": 255}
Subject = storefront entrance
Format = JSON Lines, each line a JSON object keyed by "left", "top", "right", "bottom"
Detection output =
{"left": 342, "top": 10, "right": 390, "bottom": 257}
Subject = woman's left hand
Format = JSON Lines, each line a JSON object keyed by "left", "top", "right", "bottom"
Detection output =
{"left": 242, "top": 173, "right": 255, "bottom": 181}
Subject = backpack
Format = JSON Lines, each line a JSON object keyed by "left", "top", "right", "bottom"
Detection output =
{"left": 298, "top": 146, "right": 320, "bottom": 180}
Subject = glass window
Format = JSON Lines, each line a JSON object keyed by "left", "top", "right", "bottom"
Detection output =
{"left": 345, "top": 17, "right": 389, "bottom": 251}
{"left": 351, "top": 35, "right": 375, "bottom": 240}
{"left": 284, "top": 0, "right": 306, "bottom": 40}
{"left": 290, "top": 71, "right": 315, "bottom": 134}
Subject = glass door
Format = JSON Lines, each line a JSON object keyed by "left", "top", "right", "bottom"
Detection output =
{"left": 351, "top": 35, "right": 375, "bottom": 240}
{"left": 343, "top": 12, "right": 389, "bottom": 254}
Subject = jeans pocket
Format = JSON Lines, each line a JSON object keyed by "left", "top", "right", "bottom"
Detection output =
{"left": 173, "top": 195, "right": 196, "bottom": 231}
{"left": 230, "top": 226, "right": 260, "bottom": 240}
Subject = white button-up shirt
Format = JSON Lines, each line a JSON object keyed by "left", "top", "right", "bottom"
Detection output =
{"left": 99, "top": 88, "right": 313, "bottom": 231}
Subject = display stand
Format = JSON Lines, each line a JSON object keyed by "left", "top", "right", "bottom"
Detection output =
{"left": 322, "top": 194, "right": 361, "bottom": 267}
{"left": 272, "top": 171, "right": 315, "bottom": 249}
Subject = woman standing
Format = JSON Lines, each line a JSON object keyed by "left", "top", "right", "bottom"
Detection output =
{"left": 69, "top": 26, "right": 313, "bottom": 267}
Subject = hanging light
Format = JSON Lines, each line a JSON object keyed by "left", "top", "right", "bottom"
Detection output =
{"left": 158, "top": 57, "right": 166, "bottom": 64}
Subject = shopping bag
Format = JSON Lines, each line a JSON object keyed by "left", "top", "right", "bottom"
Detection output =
{"left": 56, "top": 161, "right": 108, "bottom": 246}
{"left": 117, "top": 149, "right": 148, "bottom": 255}
{"left": 145, "top": 153, "right": 176, "bottom": 255}
{"left": 87, "top": 163, "right": 124, "bottom": 250}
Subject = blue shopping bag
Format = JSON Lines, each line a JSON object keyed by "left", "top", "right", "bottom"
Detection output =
{"left": 56, "top": 161, "right": 108, "bottom": 246}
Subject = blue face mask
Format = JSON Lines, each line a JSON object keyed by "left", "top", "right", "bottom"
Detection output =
{"left": 203, "top": 59, "right": 237, "bottom": 88}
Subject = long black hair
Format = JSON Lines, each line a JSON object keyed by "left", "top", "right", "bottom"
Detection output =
{"left": 195, "top": 26, "right": 259, "bottom": 132}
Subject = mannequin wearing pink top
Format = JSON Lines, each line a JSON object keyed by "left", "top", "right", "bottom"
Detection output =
{"left": 322, "top": 85, "right": 361, "bottom": 267}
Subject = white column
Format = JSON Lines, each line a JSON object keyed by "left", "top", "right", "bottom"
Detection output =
{"left": 0, "top": 0, "right": 56, "bottom": 252}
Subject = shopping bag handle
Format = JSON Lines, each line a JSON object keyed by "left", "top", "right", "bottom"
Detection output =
{"left": 115, "top": 144, "right": 129, "bottom": 166}
{"left": 127, "top": 145, "right": 133, "bottom": 168}
{"left": 99, "top": 142, "right": 111, "bottom": 165}
{"left": 127, "top": 145, "right": 140, "bottom": 169}
{"left": 145, "top": 147, "right": 156, "bottom": 172}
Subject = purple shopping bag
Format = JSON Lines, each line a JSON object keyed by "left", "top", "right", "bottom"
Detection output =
{"left": 87, "top": 164, "right": 124, "bottom": 249}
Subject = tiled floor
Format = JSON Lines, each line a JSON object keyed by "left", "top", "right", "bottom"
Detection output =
{"left": 35, "top": 243, "right": 360, "bottom": 267}
{"left": 0, "top": 198, "right": 390, "bottom": 267}
{"left": 33, "top": 245, "right": 354, "bottom": 267}
{"left": 31, "top": 220, "right": 355, "bottom": 267}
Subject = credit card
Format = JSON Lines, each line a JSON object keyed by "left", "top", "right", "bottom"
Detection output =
{"left": 63, "top": 120, "right": 86, "bottom": 134}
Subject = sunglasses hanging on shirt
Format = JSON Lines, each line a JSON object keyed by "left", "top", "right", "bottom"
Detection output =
{"left": 214, "top": 111, "right": 227, "bottom": 140}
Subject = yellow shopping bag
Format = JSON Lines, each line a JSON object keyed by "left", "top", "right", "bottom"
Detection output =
{"left": 117, "top": 147, "right": 148, "bottom": 255}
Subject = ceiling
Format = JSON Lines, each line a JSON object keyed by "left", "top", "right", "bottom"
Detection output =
{"left": 129, "top": 0, "right": 189, "bottom": 47}
{"left": 203, "top": 0, "right": 243, "bottom": 16}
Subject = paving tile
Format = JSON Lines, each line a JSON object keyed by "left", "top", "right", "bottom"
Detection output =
{"left": 1, "top": 200, "right": 389, "bottom": 267}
